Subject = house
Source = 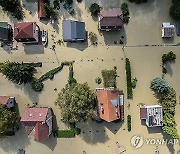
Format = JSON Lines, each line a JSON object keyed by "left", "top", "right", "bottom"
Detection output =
{"left": 96, "top": 88, "right": 124, "bottom": 122}
{"left": 140, "top": 105, "right": 163, "bottom": 127}
{"left": 21, "top": 107, "right": 53, "bottom": 141}
{"left": 0, "top": 22, "right": 13, "bottom": 42}
{"left": 38, "top": 0, "right": 48, "bottom": 19}
{"left": 62, "top": 20, "right": 86, "bottom": 42}
{"left": 14, "top": 22, "right": 39, "bottom": 43}
{"left": 0, "top": 96, "right": 15, "bottom": 108}
{"left": 162, "top": 22, "right": 175, "bottom": 38}
{"left": 98, "top": 8, "right": 123, "bottom": 31}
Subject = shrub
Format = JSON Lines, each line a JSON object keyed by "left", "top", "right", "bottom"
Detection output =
{"left": 125, "top": 58, "right": 133, "bottom": 99}
{"left": 77, "top": 0, "right": 83, "bottom": 3}
{"left": 131, "top": 77, "right": 137, "bottom": 89}
{"left": 44, "top": 3, "right": 56, "bottom": 19}
{"left": 170, "top": 4, "right": 180, "bottom": 20}
{"left": 89, "top": 3, "right": 101, "bottom": 16}
{"left": 128, "top": 0, "right": 148, "bottom": 4}
{"left": 95, "top": 77, "right": 102, "bottom": 84}
{"left": 31, "top": 80, "right": 44, "bottom": 92}
{"left": 150, "top": 77, "right": 170, "bottom": 93}
{"left": 121, "top": 3, "right": 130, "bottom": 24}
{"left": 53, "top": 130, "right": 75, "bottom": 138}
{"left": 127, "top": 115, "right": 131, "bottom": 131}
{"left": 68, "top": 64, "right": 77, "bottom": 85}
{"left": 88, "top": 32, "right": 98, "bottom": 45}
{"left": 162, "top": 51, "right": 176, "bottom": 64}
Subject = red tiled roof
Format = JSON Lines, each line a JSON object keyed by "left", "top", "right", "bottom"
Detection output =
{"left": 34, "top": 122, "right": 49, "bottom": 141}
{"left": 0, "top": 96, "right": 10, "bottom": 105}
{"left": 96, "top": 89, "right": 124, "bottom": 122}
{"left": 99, "top": 8, "right": 123, "bottom": 28}
{"left": 140, "top": 107, "right": 147, "bottom": 119}
{"left": 21, "top": 108, "right": 48, "bottom": 122}
{"left": 38, "top": 0, "right": 47, "bottom": 19}
{"left": 14, "top": 22, "right": 35, "bottom": 40}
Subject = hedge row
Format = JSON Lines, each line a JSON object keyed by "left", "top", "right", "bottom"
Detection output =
{"left": 39, "top": 61, "right": 73, "bottom": 82}
{"left": 53, "top": 130, "right": 75, "bottom": 138}
{"left": 127, "top": 115, "right": 131, "bottom": 132}
{"left": 68, "top": 64, "right": 77, "bottom": 85}
{"left": 125, "top": 58, "right": 133, "bottom": 99}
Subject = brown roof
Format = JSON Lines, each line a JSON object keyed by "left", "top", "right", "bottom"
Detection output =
{"left": 21, "top": 107, "right": 48, "bottom": 122}
{"left": 96, "top": 89, "right": 124, "bottom": 122}
{"left": 0, "top": 96, "right": 10, "bottom": 105}
{"left": 140, "top": 107, "right": 147, "bottom": 119}
{"left": 34, "top": 122, "right": 49, "bottom": 141}
{"left": 38, "top": 0, "right": 47, "bottom": 19}
{"left": 14, "top": 22, "right": 35, "bottom": 40}
{"left": 99, "top": 8, "right": 123, "bottom": 27}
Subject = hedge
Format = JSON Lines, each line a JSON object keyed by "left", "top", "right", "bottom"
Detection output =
{"left": 127, "top": 115, "right": 131, "bottom": 131}
{"left": 125, "top": 58, "right": 133, "bottom": 99}
{"left": 39, "top": 61, "right": 73, "bottom": 82}
{"left": 53, "top": 130, "right": 75, "bottom": 138}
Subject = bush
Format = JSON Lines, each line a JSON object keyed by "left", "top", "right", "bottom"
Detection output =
{"left": 53, "top": 0, "right": 60, "bottom": 10}
{"left": 95, "top": 77, "right": 102, "bottom": 84}
{"left": 162, "top": 51, "right": 176, "bottom": 64}
{"left": 77, "top": 0, "right": 83, "bottom": 3}
{"left": 68, "top": 64, "right": 77, "bottom": 85}
{"left": 88, "top": 32, "right": 98, "bottom": 45}
{"left": 125, "top": 58, "right": 133, "bottom": 99}
{"left": 89, "top": 3, "right": 101, "bottom": 16}
{"left": 170, "top": 4, "right": 180, "bottom": 20}
{"left": 44, "top": 3, "right": 56, "bottom": 19}
{"left": 31, "top": 80, "right": 44, "bottom": 92}
{"left": 53, "top": 130, "right": 75, "bottom": 138}
{"left": 121, "top": 3, "right": 130, "bottom": 24}
{"left": 128, "top": 0, "right": 148, "bottom": 4}
{"left": 131, "top": 77, "right": 137, "bottom": 89}
{"left": 127, "top": 115, "right": 131, "bottom": 131}
{"left": 150, "top": 77, "right": 170, "bottom": 94}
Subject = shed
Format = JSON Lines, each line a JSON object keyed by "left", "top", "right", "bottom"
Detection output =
{"left": 162, "top": 22, "right": 175, "bottom": 38}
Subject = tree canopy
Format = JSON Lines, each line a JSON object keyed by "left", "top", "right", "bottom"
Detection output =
{"left": 0, "top": 105, "right": 19, "bottom": 135}
{"left": 0, "top": 61, "right": 36, "bottom": 85}
{"left": 55, "top": 83, "right": 95, "bottom": 123}
{"left": 89, "top": 3, "right": 101, "bottom": 16}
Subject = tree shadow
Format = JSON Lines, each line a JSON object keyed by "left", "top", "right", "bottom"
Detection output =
{"left": 66, "top": 40, "right": 88, "bottom": 51}
{"left": 77, "top": 120, "right": 109, "bottom": 145}
{"left": 0, "top": 124, "right": 30, "bottom": 153}
{"left": 164, "top": 61, "right": 175, "bottom": 77}
{"left": 40, "top": 135, "right": 57, "bottom": 151}
{"left": 103, "top": 120, "right": 124, "bottom": 134}
{"left": 14, "top": 83, "right": 40, "bottom": 105}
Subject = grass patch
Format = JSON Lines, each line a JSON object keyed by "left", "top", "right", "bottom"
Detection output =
{"left": 101, "top": 67, "right": 117, "bottom": 88}
{"left": 53, "top": 130, "right": 75, "bottom": 138}
{"left": 125, "top": 58, "right": 133, "bottom": 99}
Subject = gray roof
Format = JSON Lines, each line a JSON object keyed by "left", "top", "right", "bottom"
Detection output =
{"left": 62, "top": 20, "right": 86, "bottom": 41}
{"left": 0, "top": 22, "right": 8, "bottom": 41}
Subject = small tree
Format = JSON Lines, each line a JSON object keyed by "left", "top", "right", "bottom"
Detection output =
{"left": 44, "top": 3, "right": 57, "bottom": 19}
{"left": 0, "top": 105, "right": 19, "bottom": 135}
{"left": 170, "top": 4, "right": 180, "bottom": 20}
{"left": 55, "top": 83, "right": 95, "bottom": 123}
{"left": 150, "top": 77, "right": 170, "bottom": 93}
{"left": 88, "top": 32, "right": 98, "bottom": 45}
{"left": 89, "top": 3, "right": 101, "bottom": 16}
{"left": 0, "top": 61, "right": 36, "bottom": 85}
{"left": 31, "top": 80, "right": 44, "bottom": 92}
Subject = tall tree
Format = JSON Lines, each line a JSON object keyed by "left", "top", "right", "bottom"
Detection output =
{"left": 0, "top": 61, "right": 36, "bottom": 85}
{"left": 55, "top": 83, "right": 95, "bottom": 123}
{"left": 0, "top": 105, "right": 19, "bottom": 135}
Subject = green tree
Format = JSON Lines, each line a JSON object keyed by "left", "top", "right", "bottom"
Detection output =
{"left": 150, "top": 77, "right": 170, "bottom": 93}
{"left": 0, "top": 105, "right": 19, "bottom": 135}
{"left": 170, "top": 4, "right": 180, "bottom": 20}
{"left": 0, "top": 61, "right": 36, "bottom": 85}
{"left": 0, "top": 0, "right": 24, "bottom": 20}
{"left": 55, "top": 83, "right": 95, "bottom": 123}
{"left": 89, "top": 3, "right": 101, "bottom": 16}
{"left": 44, "top": 3, "right": 57, "bottom": 19}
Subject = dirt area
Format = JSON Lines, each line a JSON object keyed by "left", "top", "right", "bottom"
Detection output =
{"left": 0, "top": 0, "right": 180, "bottom": 154}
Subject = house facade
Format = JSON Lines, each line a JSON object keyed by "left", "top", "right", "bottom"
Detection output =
{"left": 96, "top": 88, "right": 124, "bottom": 122}
{"left": 62, "top": 20, "right": 86, "bottom": 42}
{"left": 0, "top": 96, "right": 15, "bottom": 108}
{"left": 98, "top": 8, "right": 123, "bottom": 31}
{"left": 14, "top": 22, "right": 39, "bottom": 43}
{"left": 0, "top": 22, "right": 13, "bottom": 42}
{"left": 21, "top": 107, "right": 53, "bottom": 141}
{"left": 140, "top": 105, "right": 163, "bottom": 127}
